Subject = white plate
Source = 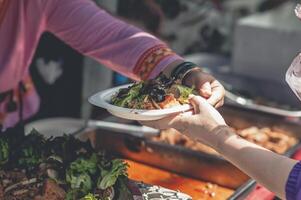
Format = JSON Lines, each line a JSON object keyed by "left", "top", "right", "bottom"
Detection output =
{"left": 89, "top": 84, "right": 192, "bottom": 121}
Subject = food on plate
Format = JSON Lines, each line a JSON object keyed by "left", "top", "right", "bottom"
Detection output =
{"left": 153, "top": 126, "right": 298, "bottom": 155}
{"left": 0, "top": 130, "right": 129, "bottom": 200}
{"left": 111, "top": 74, "right": 196, "bottom": 109}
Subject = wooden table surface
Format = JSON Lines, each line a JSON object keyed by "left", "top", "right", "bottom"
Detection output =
{"left": 126, "top": 160, "right": 234, "bottom": 200}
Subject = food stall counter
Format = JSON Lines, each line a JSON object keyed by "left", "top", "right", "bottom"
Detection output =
{"left": 126, "top": 160, "right": 234, "bottom": 200}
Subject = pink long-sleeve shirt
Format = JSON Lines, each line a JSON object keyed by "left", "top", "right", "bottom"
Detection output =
{"left": 0, "top": 0, "right": 182, "bottom": 130}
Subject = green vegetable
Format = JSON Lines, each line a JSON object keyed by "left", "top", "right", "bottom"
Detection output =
{"left": 134, "top": 94, "right": 148, "bottom": 109}
{"left": 14, "top": 130, "right": 45, "bottom": 170}
{"left": 170, "top": 84, "right": 195, "bottom": 104}
{"left": 65, "top": 189, "right": 81, "bottom": 200}
{"left": 98, "top": 159, "right": 128, "bottom": 190}
{"left": 0, "top": 129, "right": 129, "bottom": 200}
{"left": 45, "top": 134, "right": 93, "bottom": 165}
{"left": 69, "top": 154, "right": 98, "bottom": 175}
{"left": 112, "top": 83, "right": 144, "bottom": 107}
{"left": 112, "top": 74, "right": 198, "bottom": 109}
{"left": 18, "top": 146, "right": 42, "bottom": 170}
{"left": 82, "top": 193, "right": 99, "bottom": 200}
{"left": 66, "top": 172, "right": 92, "bottom": 194}
{"left": 0, "top": 138, "right": 9, "bottom": 166}
{"left": 66, "top": 154, "right": 99, "bottom": 194}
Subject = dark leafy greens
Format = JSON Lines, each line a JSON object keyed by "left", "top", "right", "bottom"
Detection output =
{"left": 0, "top": 129, "right": 130, "bottom": 200}
{"left": 14, "top": 131, "right": 46, "bottom": 170}
{"left": 111, "top": 74, "right": 196, "bottom": 109}
{"left": 83, "top": 193, "right": 99, "bottom": 200}
{"left": 112, "top": 83, "right": 144, "bottom": 108}
{"left": 98, "top": 159, "right": 128, "bottom": 190}
{"left": 66, "top": 154, "right": 98, "bottom": 195}
{"left": 0, "top": 138, "right": 9, "bottom": 166}
{"left": 169, "top": 84, "right": 196, "bottom": 104}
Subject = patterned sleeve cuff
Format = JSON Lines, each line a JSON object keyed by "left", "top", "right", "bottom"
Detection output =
{"left": 133, "top": 44, "right": 183, "bottom": 80}
{"left": 286, "top": 161, "right": 301, "bottom": 200}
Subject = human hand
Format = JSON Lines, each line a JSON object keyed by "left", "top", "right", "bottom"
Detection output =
{"left": 183, "top": 71, "right": 225, "bottom": 108}
{"left": 141, "top": 95, "right": 228, "bottom": 147}
{"left": 162, "top": 61, "right": 225, "bottom": 108}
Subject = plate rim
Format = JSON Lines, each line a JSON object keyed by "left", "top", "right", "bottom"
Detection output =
{"left": 88, "top": 84, "right": 192, "bottom": 117}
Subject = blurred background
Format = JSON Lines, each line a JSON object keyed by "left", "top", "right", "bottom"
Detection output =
{"left": 28, "top": 0, "right": 301, "bottom": 121}
{"left": 20, "top": 1, "right": 301, "bottom": 199}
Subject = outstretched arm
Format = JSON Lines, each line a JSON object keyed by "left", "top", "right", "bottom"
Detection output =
{"left": 41, "top": 0, "right": 224, "bottom": 106}
{"left": 43, "top": 0, "right": 182, "bottom": 81}
{"left": 143, "top": 96, "right": 300, "bottom": 199}
{"left": 211, "top": 126, "right": 297, "bottom": 200}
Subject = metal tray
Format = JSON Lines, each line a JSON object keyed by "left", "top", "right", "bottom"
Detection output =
{"left": 90, "top": 105, "right": 301, "bottom": 199}
{"left": 225, "top": 92, "right": 301, "bottom": 118}
{"left": 217, "top": 72, "right": 301, "bottom": 118}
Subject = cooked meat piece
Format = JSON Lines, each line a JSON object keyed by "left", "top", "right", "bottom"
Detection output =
{"left": 264, "top": 142, "right": 286, "bottom": 154}
{"left": 158, "top": 95, "right": 180, "bottom": 109}
{"left": 237, "top": 127, "right": 297, "bottom": 154}
{"left": 40, "top": 179, "right": 65, "bottom": 200}
{"left": 3, "top": 177, "right": 42, "bottom": 200}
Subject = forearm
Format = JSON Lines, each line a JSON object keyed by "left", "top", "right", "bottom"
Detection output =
{"left": 45, "top": 0, "right": 183, "bottom": 80}
{"left": 194, "top": 126, "right": 297, "bottom": 199}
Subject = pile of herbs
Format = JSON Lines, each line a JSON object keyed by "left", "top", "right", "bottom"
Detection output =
{"left": 0, "top": 129, "right": 130, "bottom": 200}
{"left": 111, "top": 74, "right": 197, "bottom": 109}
